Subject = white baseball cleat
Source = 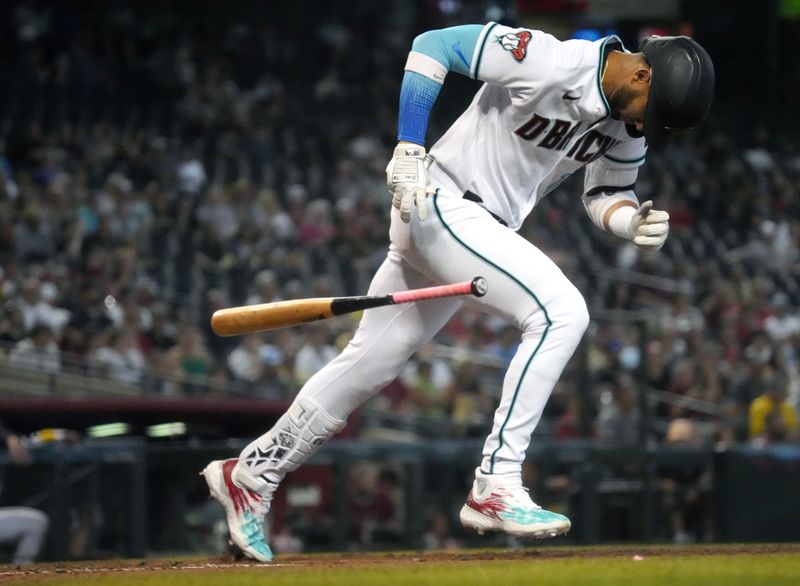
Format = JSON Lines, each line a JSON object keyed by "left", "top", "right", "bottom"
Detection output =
{"left": 459, "top": 469, "right": 571, "bottom": 538}
{"left": 201, "top": 459, "right": 273, "bottom": 562}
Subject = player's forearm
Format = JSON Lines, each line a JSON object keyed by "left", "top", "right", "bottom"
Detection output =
{"left": 582, "top": 157, "right": 643, "bottom": 239}
{"left": 397, "top": 25, "right": 483, "bottom": 145}
{"left": 397, "top": 71, "right": 441, "bottom": 145}
{"left": 582, "top": 191, "right": 639, "bottom": 239}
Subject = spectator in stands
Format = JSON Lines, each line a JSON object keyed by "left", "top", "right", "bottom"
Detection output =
{"left": 751, "top": 409, "right": 793, "bottom": 447}
{"left": 16, "top": 278, "right": 46, "bottom": 333}
{"left": 89, "top": 329, "right": 147, "bottom": 385}
{"left": 404, "top": 359, "right": 449, "bottom": 420}
{"left": 485, "top": 325, "right": 519, "bottom": 367}
{"left": 253, "top": 188, "right": 296, "bottom": 244}
{"left": 665, "top": 358, "right": 697, "bottom": 417}
{"left": 162, "top": 325, "right": 215, "bottom": 395}
{"left": 421, "top": 510, "right": 461, "bottom": 550}
{"left": 13, "top": 206, "right": 56, "bottom": 265}
{"left": 764, "top": 293, "right": 800, "bottom": 343}
{"left": 553, "top": 385, "right": 590, "bottom": 440}
{"left": 748, "top": 373, "right": 799, "bottom": 440}
{"left": 245, "top": 270, "right": 281, "bottom": 306}
{"left": 299, "top": 199, "right": 337, "bottom": 274}
{"left": 7, "top": 324, "right": 60, "bottom": 374}
{"left": 226, "top": 334, "right": 287, "bottom": 396}
{"left": 346, "top": 463, "right": 399, "bottom": 547}
{"left": 196, "top": 185, "right": 240, "bottom": 242}
{"left": 0, "top": 305, "right": 27, "bottom": 348}
{"left": 743, "top": 331, "right": 775, "bottom": 366}
{"left": 661, "top": 293, "right": 705, "bottom": 336}
{"left": 597, "top": 374, "right": 641, "bottom": 446}
{"left": 140, "top": 304, "right": 177, "bottom": 356}
{"left": 658, "top": 418, "right": 712, "bottom": 543}
{"left": 446, "top": 361, "right": 491, "bottom": 438}
{"left": 227, "top": 335, "right": 269, "bottom": 386}
{"left": 195, "top": 224, "right": 235, "bottom": 290}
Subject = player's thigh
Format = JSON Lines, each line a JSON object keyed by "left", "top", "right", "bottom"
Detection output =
{"left": 354, "top": 247, "right": 463, "bottom": 354}
{"left": 411, "top": 193, "right": 587, "bottom": 332}
{"left": 297, "top": 250, "right": 461, "bottom": 417}
{"left": 0, "top": 508, "right": 47, "bottom": 541}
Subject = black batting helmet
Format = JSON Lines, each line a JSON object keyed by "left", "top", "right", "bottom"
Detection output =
{"left": 640, "top": 36, "right": 715, "bottom": 150}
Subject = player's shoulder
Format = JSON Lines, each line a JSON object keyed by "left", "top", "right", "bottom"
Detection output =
{"left": 483, "top": 24, "right": 622, "bottom": 65}
{"left": 482, "top": 23, "right": 561, "bottom": 56}
{"left": 556, "top": 35, "right": 621, "bottom": 70}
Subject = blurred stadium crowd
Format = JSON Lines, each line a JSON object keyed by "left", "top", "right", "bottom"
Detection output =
{"left": 0, "top": 0, "right": 798, "bottom": 458}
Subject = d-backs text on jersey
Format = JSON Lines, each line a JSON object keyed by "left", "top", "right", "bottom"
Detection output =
{"left": 514, "top": 113, "right": 619, "bottom": 163}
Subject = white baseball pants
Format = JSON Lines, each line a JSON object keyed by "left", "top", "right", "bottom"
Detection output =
{"left": 287, "top": 188, "right": 589, "bottom": 475}
{"left": 0, "top": 507, "right": 49, "bottom": 564}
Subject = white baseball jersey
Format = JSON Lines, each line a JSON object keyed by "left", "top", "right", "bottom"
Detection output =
{"left": 428, "top": 22, "right": 647, "bottom": 231}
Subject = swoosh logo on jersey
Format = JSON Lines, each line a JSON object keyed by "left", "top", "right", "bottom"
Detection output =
{"left": 451, "top": 41, "right": 470, "bottom": 70}
{"left": 562, "top": 91, "right": 580, "bottom": 101}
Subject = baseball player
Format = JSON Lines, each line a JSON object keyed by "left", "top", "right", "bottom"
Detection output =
{"left": 1, "top": 422, "right": 50, "bottom": 564}
{"left": 203, "top": 23, "right": 714, "bottom": 561}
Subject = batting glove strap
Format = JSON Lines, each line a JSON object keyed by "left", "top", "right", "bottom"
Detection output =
{"left": 628, "top": 200, "right": 670, "bottom": 251}
{"left": 386, "top": 145, "right": 431, "bottom": 223}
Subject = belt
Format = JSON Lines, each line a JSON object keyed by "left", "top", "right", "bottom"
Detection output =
{"left": 463, "top": 190, "right": 508, "bottom": 226}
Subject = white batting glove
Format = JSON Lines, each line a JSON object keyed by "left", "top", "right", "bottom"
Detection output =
{"left": 386, "top": 144, "right": 431, "bottom": 223}
{"left": 629, "top": 200, "right": 670, "bottom": 251}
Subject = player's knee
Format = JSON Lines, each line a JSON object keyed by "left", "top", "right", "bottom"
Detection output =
{"left": 550, "top": 287, "right": 590, "bottom": 336}
{"left": 32, "top": 510, "right": 49, "bottom": 534}
{"left": 570, "top": 293, "right": 590, "bottom": 334}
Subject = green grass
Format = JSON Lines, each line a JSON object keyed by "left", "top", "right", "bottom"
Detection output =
{"left": 10, "top": 551, "right": 800, "bottom": 586}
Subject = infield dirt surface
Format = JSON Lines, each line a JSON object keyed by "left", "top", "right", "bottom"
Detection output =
{"left": 1, "top": 543, "right": 798, "bottom": 585}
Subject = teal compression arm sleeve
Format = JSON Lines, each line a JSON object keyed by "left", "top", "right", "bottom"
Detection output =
{"left": 397, "top": 25, "right": 484, "bottom": 144}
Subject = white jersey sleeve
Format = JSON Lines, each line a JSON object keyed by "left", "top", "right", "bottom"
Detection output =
{"left": 583, "top": 138, "right": 647, "bottom": 197}
{"left": 469, "top": 23, "right": 559, "bottom": 102}
{"left": 581, "top": 137, "right": 647, "bottom": 237}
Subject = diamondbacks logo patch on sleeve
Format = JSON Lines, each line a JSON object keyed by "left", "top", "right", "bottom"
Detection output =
{"left": 497, "top": 31, "right": 532, "bottom": 62}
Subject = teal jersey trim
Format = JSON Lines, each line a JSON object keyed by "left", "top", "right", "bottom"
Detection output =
{"left": 432, "top": 192, "right": 551, "bottom": 472}
{"left": 472, "top": 22, "right": 499, "bottom": 80}
{"left": 595, "top": 37, "right": 613, "bottom": 120}
{"left": 595, "top": 35, "right": 626, "bottom": 122}
{"left": 604, "top": 152, "right": 646, "bottom": 164}
{"left": 412, "top": 25, "right": 485, "bottom": 77}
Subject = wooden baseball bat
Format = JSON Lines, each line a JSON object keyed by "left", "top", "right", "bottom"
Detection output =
{"left": 211, "top": 276, "right": 488, "bottom": 337}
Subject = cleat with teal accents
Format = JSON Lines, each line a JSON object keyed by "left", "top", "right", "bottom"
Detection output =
{"left": 202, "top": 459, "right": 273, "bottom": 562}
{"left": 459, "top": 468, "right": 571, "bottom": 538}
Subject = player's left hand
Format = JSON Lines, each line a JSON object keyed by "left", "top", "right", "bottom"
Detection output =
{"left": 629, "top": 200, "right": 669, "bottom": 251}
{"left": 386, "top": 143, "right": 432, "bottom": 223}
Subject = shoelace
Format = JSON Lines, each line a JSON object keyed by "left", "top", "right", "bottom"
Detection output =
{"left": 503, "top": 485, "right": 543, "bottom": 510}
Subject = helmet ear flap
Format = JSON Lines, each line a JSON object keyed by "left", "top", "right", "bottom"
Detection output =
{"left": 639, "top": 35, "right": 715, "bottom": 150}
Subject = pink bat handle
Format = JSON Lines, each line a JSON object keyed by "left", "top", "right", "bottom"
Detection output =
{"left": 391, "top": 277, "right": 488, "bottom": 304}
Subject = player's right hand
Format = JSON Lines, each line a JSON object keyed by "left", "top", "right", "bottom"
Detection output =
{"left": 629, "top": 200, "right": 670, "bottom": 251}
{"left": 386, "top": 143, "right": 432, "bottom": 223}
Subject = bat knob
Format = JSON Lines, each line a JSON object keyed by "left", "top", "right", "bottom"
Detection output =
{"left": 470, "top": 277, "right": 488, "bottom": 297}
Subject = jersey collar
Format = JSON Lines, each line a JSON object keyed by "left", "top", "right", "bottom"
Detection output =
{"left": 587, "top": 35, "right": 625, "bottom": 124}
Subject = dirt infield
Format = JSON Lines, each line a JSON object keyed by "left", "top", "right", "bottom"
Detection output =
{"left": 2, "top": 543, "right": 798, "bottom": 580}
